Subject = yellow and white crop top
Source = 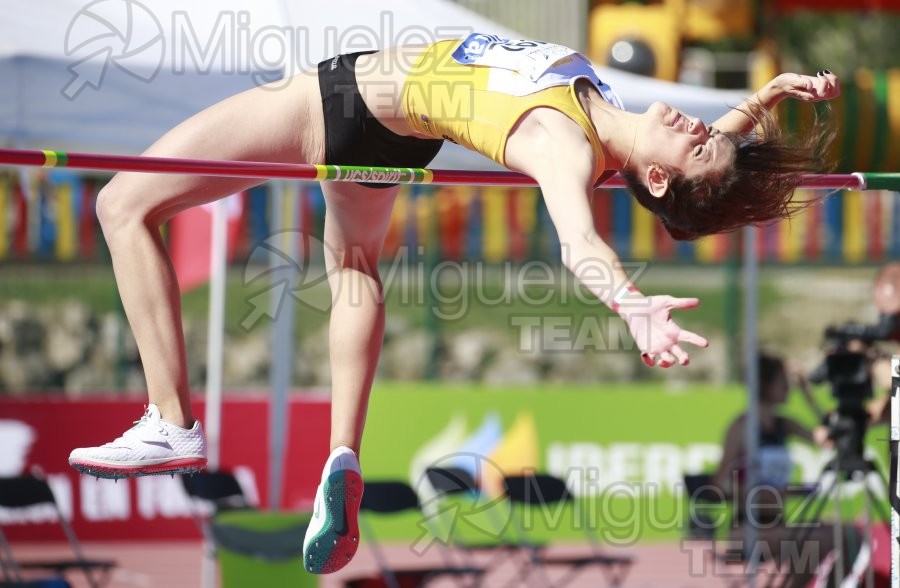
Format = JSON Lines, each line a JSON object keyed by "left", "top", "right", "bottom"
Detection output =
{"left": 401, "top": 34, "right": 625, "bottom": 181}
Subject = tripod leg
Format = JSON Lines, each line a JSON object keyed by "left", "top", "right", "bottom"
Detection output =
{"left": 833, "top": 470, "right": 877, "bottom": 588}
{"left": 791, "top": 472, "right": 838, "bottom": 547}
{"left": 861, "top": 471, "right": 893, "bottom": 588}
{"left": 831, "top": 473, "right": 844, "bottom": 585}
{"left": 864, "top": 469, "right": 891, "bottom": 522}
{"left": 864, "top": 478, "right": 875, "bottom": 588}
{"left": 765, "top": 472, "right": 838, "bottom": 588}
{"left": 891, "top": 357, "right": 900, "bottom": 588}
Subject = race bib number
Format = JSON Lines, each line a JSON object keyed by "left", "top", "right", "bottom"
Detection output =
{"left": 451, "top": 33, "right": 577, "bottom": 81}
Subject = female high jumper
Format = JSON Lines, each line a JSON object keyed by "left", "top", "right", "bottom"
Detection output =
{"left": 68, "top": 33, "right": 839, "bottom": 573}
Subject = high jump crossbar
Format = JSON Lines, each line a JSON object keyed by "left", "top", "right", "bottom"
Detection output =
{"left": 0, "top": 148, "right": 898, "bottom": 190}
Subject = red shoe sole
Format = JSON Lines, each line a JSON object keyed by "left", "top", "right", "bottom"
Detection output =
{"left": 69, "top": 457, "right": 207, "bottom": 479}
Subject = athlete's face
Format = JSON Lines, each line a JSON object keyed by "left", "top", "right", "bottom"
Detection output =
{"left": 640, "top": 101, "right": 736, "bottom": 182}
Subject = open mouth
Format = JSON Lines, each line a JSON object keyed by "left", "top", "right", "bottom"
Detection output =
{"left": 670, "top": 111, "right": 682, "bottom": 128}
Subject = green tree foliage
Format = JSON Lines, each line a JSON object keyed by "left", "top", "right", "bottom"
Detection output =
{"left": 776, "top": 11, "right": 900, "bottom": 76}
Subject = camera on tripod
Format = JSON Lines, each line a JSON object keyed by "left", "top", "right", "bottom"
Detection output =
{"left": 815, "top": 313, "right": 900, "bottom": 395}
{"left": 774, "top": 299, "right": 896, "bottom": 584}
{"left": 809, "top": 313, "right": 899, "bottom": 470}
{"left": 777, "top": 315, "right": 895, "bottom": 586}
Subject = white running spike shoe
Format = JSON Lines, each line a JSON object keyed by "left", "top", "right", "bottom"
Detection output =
{"left": 302, "top": 446, "right": 364, "bottom": 574}
{"left": 68, "top": 404, "right": 207, "bottom": 479}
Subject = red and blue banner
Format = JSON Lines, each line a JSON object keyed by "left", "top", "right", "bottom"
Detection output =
{"left": 0, "top": 394, "right": 330, "bottom": 541}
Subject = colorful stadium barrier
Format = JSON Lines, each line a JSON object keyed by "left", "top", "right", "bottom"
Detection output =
{"left": 1, "top": 171, "right": 899, "bottom": 265}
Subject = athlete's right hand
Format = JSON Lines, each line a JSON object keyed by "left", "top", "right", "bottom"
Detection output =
{"left": 619, "top": 295, "right": 709, "bottom": 368}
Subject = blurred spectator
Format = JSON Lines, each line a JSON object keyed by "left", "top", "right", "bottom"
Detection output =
{"left": 712, "top": 353, "right": 825, "bottom": 502}
{"left": 862, "top": 261, "right": 900, "bottom": 427}
{"left": 711, "top": 352, "right": 839, "bottom": 588}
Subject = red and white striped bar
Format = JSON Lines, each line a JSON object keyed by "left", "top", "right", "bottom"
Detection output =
{"left": 0, "top": 148, "right": 897, "bottom": 190}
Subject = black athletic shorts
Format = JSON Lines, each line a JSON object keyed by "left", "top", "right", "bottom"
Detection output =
{"left": 317, "top": 51, "right": 444, "bottom": 189}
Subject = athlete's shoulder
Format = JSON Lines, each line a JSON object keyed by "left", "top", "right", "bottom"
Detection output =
{"left": 506, "top": 108, "right": 596, "bottom": 176}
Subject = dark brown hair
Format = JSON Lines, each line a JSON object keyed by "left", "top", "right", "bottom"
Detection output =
{"left": 757, "top": 353, "right": 786, "bottom": 404}
{"left": 623, "top": 103, "right": 836, "bottom": 241}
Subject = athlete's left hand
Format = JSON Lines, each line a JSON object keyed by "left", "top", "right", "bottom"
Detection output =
{"left": 620, "top": 295, "right": 709, "bottom": 368}
{"left": 771, "top": 71, "right": 840, "bottom": 103}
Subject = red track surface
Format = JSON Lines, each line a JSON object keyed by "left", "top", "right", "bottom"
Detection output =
{"left": 9, "top": 540, "right": 774, "bottom": 587}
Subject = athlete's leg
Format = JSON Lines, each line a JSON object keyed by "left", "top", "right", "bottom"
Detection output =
{"left": 303, "top": 181, "right": 398, "bottom": 574}
{"left": 70, "top": 73, "right": 325, "bottom": 477}
{"left": 321, "top": 182, "right": 399, "bottom": 452}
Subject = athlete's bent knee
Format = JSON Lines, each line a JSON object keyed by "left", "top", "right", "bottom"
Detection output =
{"left": 95, "top": 180, "right": 152, "bottom": 239}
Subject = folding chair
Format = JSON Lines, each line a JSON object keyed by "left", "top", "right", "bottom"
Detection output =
{"left": 682, "top": 473, "right": 794, "bottom": 588}
{"left": 683, "top": 473, "right": 730, "bottom": 541}
{"left": 502, "top": 473, "right": 633, "bottom": 588}
{"left": 424, "top": 466, "right": 537, "bottom": 584}
{"left": 181, "top": 471, "right": 253, "bottom": 516}
{"left": 181, "top": 470, "right": 255, "bottom": 545}
{"left": 425, "top": 466, "right": 512, "bottom": 543}
{"left": 180, "top": 470, "right": 255, "bottom": 585}
{"left": 209, "top": 510, "right": 316, "bottom": 588}
{"left": 350, "top": 480, "right": 485, "bottom": 588}
{"left": 0, "top": 475, "right": 115, "bottom": 588}
{"left": 682, "top": 473, "right": 743, "bottom": 587}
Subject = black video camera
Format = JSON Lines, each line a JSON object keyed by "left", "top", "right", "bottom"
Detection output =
{"left": 810, "top": 349, "right": 872, "bottom": 408}
{"left": 814, "top": 312, "right": 900, "bottom": 405}
{"left": 808, "top": 313, "right": 900, "bottom": 466}
{"left": 823, "top": 312, "right": 900, "bottom": 346}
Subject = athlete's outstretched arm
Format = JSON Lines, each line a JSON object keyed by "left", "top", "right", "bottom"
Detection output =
{"left": 712, "top": 72, "right": 840, "bottom": 135}
{"left": 512, "top": 112, "right": 707, "bottom": 367}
